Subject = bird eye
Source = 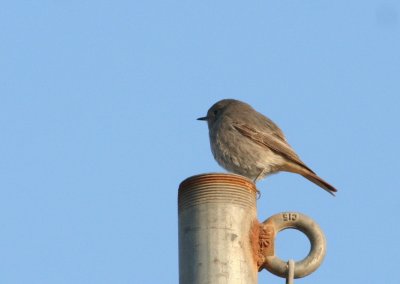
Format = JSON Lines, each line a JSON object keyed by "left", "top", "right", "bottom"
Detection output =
{"left": 213, "top": 110, "right": 219, "bottom": 115}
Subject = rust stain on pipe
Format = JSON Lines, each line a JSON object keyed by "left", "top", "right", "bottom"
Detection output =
{"left": 250, "top": 221, "right": 275, "bottom": 270}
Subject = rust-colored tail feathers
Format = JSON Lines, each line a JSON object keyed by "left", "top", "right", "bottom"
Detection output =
{"left": 302, "top": 172, "right": 337, "bottom": 196}
{"left": 283, "top": 163, "right": 337, "bottom": 196}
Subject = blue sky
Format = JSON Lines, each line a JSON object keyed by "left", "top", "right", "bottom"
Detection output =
{"left": 0, "top": 1, "right": 399, "bottom": 283}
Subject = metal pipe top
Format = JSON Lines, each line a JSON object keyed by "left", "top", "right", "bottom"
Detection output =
{"left": 178, "top": 173, "right": 258, "bottom": 211}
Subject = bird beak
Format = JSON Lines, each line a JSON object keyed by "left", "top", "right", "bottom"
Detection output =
{"left": 197, "top": 116, "right": 208, "bottom": 121}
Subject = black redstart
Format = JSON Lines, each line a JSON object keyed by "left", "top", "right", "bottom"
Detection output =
{"left": 198, "top": 99, "right": 337, "bottom": 195}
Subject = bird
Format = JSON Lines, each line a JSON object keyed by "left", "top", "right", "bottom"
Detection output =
{"left": 197, "top": 99, "right": 337, "bottom": 195}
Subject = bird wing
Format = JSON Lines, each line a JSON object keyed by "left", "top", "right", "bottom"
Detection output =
{"left": 232, "top": 121, "right": 315, "bottom": 174}
{"left": 261, "top": 116, "right": 287, "bottom": 141}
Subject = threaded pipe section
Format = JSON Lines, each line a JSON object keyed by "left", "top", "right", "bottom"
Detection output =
{"left": 179, "top": 173, "right": 257, "bottom": 211}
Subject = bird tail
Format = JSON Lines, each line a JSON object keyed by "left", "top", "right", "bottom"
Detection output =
{"left": 301, "top": 172, "right": 337, "bottom": 196}
{"left": 282, "top": 163, "right": 337, "bottom": 196}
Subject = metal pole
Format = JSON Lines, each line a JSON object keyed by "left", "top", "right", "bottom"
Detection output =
{"left": 178, "top": 173, "right": 258, "bottom": 284}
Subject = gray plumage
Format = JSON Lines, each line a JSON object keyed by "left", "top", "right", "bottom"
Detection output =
{"left": 198, "top": 99, "right": 337, "bottom": 195}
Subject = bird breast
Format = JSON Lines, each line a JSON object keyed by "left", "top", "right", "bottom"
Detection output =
{"left": 209, "top": 122, "right": 285, "bottom": 180}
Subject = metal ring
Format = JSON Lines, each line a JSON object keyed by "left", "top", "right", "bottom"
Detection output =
{"left": 262, "top": 212, "right": 326, "bottom": 279}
